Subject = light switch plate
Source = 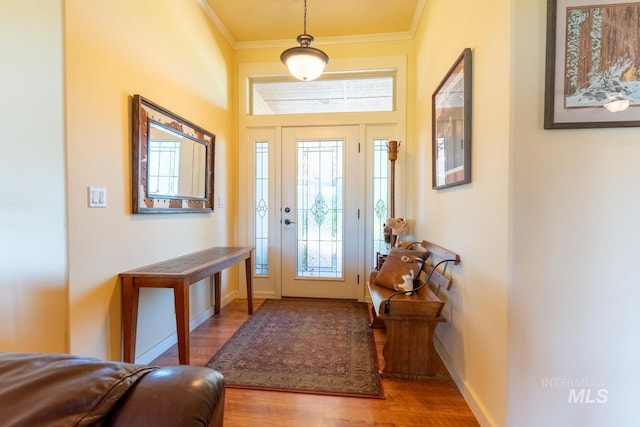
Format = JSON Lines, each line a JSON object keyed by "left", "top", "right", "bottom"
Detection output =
{"left": 88, "top": 186, "right": 107, "bottom": 208}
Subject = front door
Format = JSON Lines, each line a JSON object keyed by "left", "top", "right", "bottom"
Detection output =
{"left": 280, "top": 126, "right": 360, "bottom": 299}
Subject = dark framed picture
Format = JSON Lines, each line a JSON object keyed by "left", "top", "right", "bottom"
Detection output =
{"left": 432, "top": 48, "right": 472, "bottom": 190}
{"left": 544, "top": 0, "right": 640, "bottom": 129}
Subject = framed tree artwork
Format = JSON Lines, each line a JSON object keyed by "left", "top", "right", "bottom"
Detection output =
{"left": 432, "top": 48, "right": 472, "bottom": 190}
{"left": 544, "top": 0, "right": 640, "bottom": 128}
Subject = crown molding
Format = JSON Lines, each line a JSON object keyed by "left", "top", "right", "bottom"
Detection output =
{"left": 233, "top": 31, "right": 414, "bottom": 50}
{"left": 198, "top": 0, "right": 425, "bottom": 50}
{"left": 197, "top": 0, "right": 236, "bottom": 46}
{"left": 411, "top": 0, "right": 426, "bottom": 36}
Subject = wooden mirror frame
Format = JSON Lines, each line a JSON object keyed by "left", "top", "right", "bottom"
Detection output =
{"left": 131, "top": 95, "right": 215, "bottom": 213}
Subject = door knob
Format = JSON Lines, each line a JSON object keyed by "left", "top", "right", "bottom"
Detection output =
{"left": 284, "top": 219, "right": 296, "bottom": 225}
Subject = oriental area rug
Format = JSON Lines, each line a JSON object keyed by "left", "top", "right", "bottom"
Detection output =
{"left": 206, "top": 298, "right": 383, "bottom": 398}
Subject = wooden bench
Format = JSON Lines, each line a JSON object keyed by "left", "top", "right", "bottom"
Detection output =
{"left": 368, "top": 240, "right": 460, "bottom": 379}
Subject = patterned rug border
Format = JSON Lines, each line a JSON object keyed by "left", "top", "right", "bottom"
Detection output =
{"left": 206, "top": 298, "right": 384, "bottom": 399}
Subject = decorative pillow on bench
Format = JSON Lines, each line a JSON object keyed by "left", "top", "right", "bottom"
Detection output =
{"left": 374, "top": 248, "right": 428, "bottom": 293}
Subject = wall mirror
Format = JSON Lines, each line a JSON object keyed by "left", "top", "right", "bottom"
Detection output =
{"left": 132, "top": 95, "right": 215, "bottom": 213}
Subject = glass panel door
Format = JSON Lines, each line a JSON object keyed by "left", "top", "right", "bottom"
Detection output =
{"left": 281, "top": 126, "right": 359, "bottom": 299}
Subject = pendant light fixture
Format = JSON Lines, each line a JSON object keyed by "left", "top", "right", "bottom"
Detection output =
{"left": 280, "top": 0, "right": 329, "bottom": 81}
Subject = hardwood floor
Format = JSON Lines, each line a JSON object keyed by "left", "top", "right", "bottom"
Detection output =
{"left": 151, "top": 299, "right": 479, "bottom": 427}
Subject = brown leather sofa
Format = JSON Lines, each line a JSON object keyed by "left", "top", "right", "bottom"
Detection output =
{"left": 0, "top": 352, "right": 225, "bottom": 426}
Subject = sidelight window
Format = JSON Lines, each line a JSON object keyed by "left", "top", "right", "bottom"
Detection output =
{"left": 254, "top": 142, "right": 269, "bottom": 275}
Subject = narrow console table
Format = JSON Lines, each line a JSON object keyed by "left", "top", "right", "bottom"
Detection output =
{"left": 120, "top": 246, "right": 253, "bottom": 364}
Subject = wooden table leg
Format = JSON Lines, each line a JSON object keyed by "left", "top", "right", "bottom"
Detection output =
{"left": 174, "top": 279, "right": 191, "bottom": 365}
{"left": 245, "top": 253, "right": 253, "bottom": 314}
{"left": 121, "top": 277, "right": 139, "bottom": 363}
{"left": 213, "top": 272, "right": 221, "bottom": 315}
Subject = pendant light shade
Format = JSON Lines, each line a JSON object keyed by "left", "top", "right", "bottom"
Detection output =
{"left": 281, "top": 34, "right": 329, "bottom": 81}
{"left": 281, "top": 0, "right": 328, "bottom": 81}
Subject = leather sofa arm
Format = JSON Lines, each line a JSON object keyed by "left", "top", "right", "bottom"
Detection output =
{"left": 106, "top": 366, "right": 225, "bottom": 427}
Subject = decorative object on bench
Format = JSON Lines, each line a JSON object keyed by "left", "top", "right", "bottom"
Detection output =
{"left": 368, "top": 240, "right": 460, "bottom": 380}
{"left": 0, "top": 352, "right": 225, "bottom": 427}
{"left": 385, "top": 217, "right": 409, "bottom": 248}
{"left": 374, "top": 246, "right": 427, "bottom": 293}
{"left": 383, "top": 223, "right": 393, "bottom": 247}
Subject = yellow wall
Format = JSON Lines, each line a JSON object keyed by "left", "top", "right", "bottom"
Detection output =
{"left": 0, "top": 0, "right": 68, "bottom": 354}
{"left": 414, "top": 0, "right": 511, "bottom": 425}
{"left": 63, "top": 0, "right": 236, "bottom": 361}
{"left": 0, "top": 0, "right": 236, "bottom": 362}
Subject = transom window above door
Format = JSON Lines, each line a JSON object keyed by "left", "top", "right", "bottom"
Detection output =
{"left": 250, "top": 72, "right": 395, "bottom": 115}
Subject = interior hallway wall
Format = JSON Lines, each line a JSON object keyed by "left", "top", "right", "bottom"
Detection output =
{"left": 413, "top": 0, "right": 511, "bottom": 425}
{"left": 64, "top": 0, "right": 237, "bottom": 362}
{"left": 416, "top": 0, "right": 640, "bottom": 425}
{"left": 0, "top": 0, "right": 68, "bottom": 354}
{"left": 510, "top": 0, "right": 640, "bottom": 425}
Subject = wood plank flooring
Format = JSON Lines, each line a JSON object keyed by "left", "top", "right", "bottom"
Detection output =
{"left": 150, "top": 299, "right": 479, "bottom": 427}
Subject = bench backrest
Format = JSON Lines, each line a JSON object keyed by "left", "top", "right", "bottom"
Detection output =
{"left": 419, "top": 240, "right": 460, "bottom": 296}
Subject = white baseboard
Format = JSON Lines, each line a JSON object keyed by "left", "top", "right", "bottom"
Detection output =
{"left": 253, "top": 290, "right": 277, "bottom": 299}
{"left": 135, "top": 290, "right": 238, "bottom": 365}
{"left": 434, "top": 337, "right": 494, "bottom": 427}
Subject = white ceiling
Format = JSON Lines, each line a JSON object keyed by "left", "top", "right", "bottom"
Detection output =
{"left": 201, "top": 0, "right": 425, "bottom": 48}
